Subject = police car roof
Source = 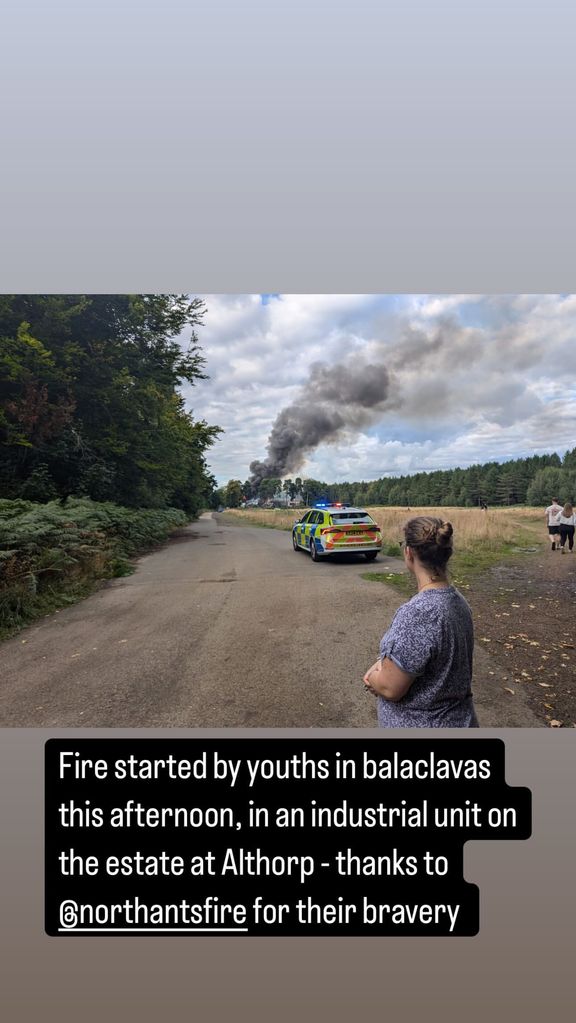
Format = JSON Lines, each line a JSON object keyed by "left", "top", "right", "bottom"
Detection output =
{"left": 330, "top": 507, "right": 370, "bottom": 514}
{"left": 312, "top": 504, "right": 370, "bottom": 514}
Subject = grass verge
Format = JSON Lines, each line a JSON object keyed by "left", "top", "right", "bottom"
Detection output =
{"left": 361, "top": 532, "right": 544, "bottom": 596}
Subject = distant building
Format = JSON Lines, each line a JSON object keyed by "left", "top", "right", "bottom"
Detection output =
{"left": 272, "top": 489, "right": 289, "bottom": 507}
{"left": 244, "top": 490, "right": 304, "bottom": 509}
{"left": 271, "top": 488, "right": 303, "bottom": 507}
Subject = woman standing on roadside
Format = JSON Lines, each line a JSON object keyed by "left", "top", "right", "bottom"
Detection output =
{"left": 554, "top": 502, "right": 575, "bottom": 552}
{"left": 363, "top": 516, "right": 478, "bottom": 727}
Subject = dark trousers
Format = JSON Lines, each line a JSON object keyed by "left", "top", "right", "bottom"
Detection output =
{"left": 559, "top": 525, "right": 575, "bottom": 550}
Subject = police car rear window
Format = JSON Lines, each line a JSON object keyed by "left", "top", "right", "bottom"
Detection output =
{"left": 330, "top": 512, "right": 373, "bottom": 524}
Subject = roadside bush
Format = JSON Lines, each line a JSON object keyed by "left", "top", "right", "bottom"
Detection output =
{"left": 19, "top": 464, "right": 59, "bottom": 503}
{"left": 0, "top": 497, "right": 188, "bottom": 637}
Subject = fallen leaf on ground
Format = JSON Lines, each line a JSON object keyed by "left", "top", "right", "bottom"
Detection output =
{"left": 549, "top": 720, "right": 563, "bottom": 728}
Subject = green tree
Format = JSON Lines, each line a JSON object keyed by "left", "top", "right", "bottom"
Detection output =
{"left": 462, "top": 467, "right": 481, "bottom": 506}
{"left": 224, "top": 480, "right": 243, "bottom": 508}
{"left": 258, "top": 478, "right": 282, "bottom": 501}
{"left": 301, "top": 478, "right": 324, "bottom": 505}
{"left": 526, "top": 467, "right": 574, "bottom": 506}
{"left": 482, "top": 465, "right": 500, "bottom": 505}
{"left": 0, "top": 295, "right": 220, "bottom": 513}
{"left": 283, "top": 478, "right": 297, "bottom": 501}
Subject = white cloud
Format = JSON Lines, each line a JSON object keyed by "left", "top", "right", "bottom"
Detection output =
{"left": 184, "top": 294, "right": 576, "bottom": 484}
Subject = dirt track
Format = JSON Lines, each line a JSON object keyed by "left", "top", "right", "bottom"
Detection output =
{"left": 0, "top": 514, "right": 542, "bottom": 727}
{"left": 469, "top": 546, "right": 576, "bottom": 727}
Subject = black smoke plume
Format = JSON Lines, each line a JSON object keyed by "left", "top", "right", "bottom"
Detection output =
{"left": 250, "top": 359, "right": 392, "bottom": 484}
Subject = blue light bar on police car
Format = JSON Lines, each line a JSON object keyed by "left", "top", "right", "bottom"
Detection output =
{"left": 314, "top": 501, "right": 349, "bottom": 508}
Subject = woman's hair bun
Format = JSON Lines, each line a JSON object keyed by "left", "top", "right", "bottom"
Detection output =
{"left": 435, "top": 521, "right": 453, "bottom": 547}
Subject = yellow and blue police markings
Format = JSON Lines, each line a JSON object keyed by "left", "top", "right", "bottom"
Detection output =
{"left": 292, "top": 503, "right": 382, "bottom": 562}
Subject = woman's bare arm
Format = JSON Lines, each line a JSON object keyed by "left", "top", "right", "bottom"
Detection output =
{"left": 363, "top": 658, "right": 415, "bottom": 702}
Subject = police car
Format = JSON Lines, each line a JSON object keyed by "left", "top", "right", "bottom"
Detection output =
{"left": 292, "top": 503, "right": 382, "bottom": 562}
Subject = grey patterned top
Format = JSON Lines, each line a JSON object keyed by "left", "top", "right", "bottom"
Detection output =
{"left": 378, "top": 586, "right": 478, "bottom": 728}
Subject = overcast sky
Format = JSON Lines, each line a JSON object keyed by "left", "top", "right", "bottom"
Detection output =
{"left": 181, "top": 295, "right": 576, "bottom": 486}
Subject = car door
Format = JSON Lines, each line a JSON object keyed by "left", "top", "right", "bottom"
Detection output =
{"left": 297, "top": 511, "right": 311, "bottom": 547}
{"left": 314, "top": 510, "right": 329, "bottom": 551}
{"left": 306, "top": 511, "right": 322, "bottom": 548}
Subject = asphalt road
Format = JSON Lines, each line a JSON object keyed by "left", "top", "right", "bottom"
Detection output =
{"left": 0, "top": 513, "right": 540, "bottom": 727}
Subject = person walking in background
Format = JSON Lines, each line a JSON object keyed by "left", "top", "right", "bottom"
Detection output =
{"left": 545, "top": 497, "right": 563, "bottom": 550}
{"left": 554, "top": 501, "right": 575, "bottom": 552}
{"left": 363, "top": 516, "right": 478, "bottom": 728}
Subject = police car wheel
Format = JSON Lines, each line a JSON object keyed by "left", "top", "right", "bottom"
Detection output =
{"left": 364, "top": 551, "right": 378, "bottom": 561}
{"left": 293, "top": 532, "right": 299, "bottom": 551}
{"left": 310, "top": 540, "right": 320, "bottom": 561}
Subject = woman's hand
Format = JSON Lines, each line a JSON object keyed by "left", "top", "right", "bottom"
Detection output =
{"left": 363, "top": 661, "right": 381, "bottom": 696}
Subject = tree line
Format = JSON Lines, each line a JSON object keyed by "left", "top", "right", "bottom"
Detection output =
{"left": 0, "top": 295, "right": 221, "bottom": 515}
{"left": 217, "top": 449, "right": 576, "bottom": 509}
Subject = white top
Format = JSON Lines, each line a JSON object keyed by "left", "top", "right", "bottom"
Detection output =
{"left": 554, "top": 512, "right": 576, "bottom": 526}
{"left": 545, "top": 503, "right": 563, "bottom": 524}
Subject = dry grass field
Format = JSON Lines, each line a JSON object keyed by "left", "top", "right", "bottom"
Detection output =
{"left": 223, "top": 505, "right": 544, "bottom": 549}
{"left": 367, "top": 506, "right": 543, "bottom": 548}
